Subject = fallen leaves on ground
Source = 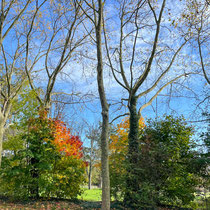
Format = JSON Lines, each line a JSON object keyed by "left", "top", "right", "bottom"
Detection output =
{"left": 0, "top": 200, "right": 83, "bottom": 210}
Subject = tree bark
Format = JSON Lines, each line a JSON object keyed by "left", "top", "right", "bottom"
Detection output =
{"left": 88, "top": 163, "right": 92, "bottom": 189}
{"left": 0, "top": 117, "right": 4, "bottom": 167}
{"left": 88, "top": 136, "right": 94, "bottom": 190}
{"left": 100, "top": 108, "right": 110, "bottom": 210}
{"left": 0, "top": 103, "right": 11, "bottom": 167}
{"left": 96, "top": 0, "right": 110, "bottom": 209}
{"left": 124, "top": 95, "right": 140, "bottom": 207}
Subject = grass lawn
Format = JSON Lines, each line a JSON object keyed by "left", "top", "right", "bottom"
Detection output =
{"left": 0, "top": 189, "right": 209, "bottom": 209}
{"left": 78, "top": 188, "right": 102, "bottom": 201}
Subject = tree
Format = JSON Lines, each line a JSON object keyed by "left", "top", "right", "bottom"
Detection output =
{"left": 83, "top": 123, "right": 101, "bottom": 189}
{"left": 109, "top": 117, "right": 144, "bottom": 200}
{"left": 77, "top": 1, "right": 110, "bottom": 208}
{"left": 183, "top": 0, "right": 209, "bottom": 84}
{"left": 24, "top": 0, "right": 89, "bottom": 111}
{"left": 103, "top": 0, "right": 196, "bottom": 206}
{"left": 194, "top": 112, "right": 210, "bottom": 208}
{"left": 0, "top": 0, "right": 42, "bottom": 167}
{"left": 2, "top": 85, "right": 40, "bottom": 158}
{"left": 0, "top": 109, "right": 85, "bottom": 199}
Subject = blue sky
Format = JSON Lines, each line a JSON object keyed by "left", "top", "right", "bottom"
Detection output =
{"left": 44, "top": 0, "right": 209, "bottom": 143}
{"left": 1, "top": 0, "right": 209, "bottom": 145}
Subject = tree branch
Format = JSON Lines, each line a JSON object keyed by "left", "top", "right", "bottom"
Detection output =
{"left": 138, "top": 73, "right": 192, "bottom": 116}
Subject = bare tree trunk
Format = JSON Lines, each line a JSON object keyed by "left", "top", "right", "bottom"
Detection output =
{"left": 88, "top": 163, "right": 92, "bottom": 189}
{"left": 100, "top": 110, "right": 110, "bottom": 209}
{"left": 96, "top": 0, "right": 110, "bottom": 209}
{"left": 0, "top": 103, "right": 11, "bottom": 167}
{"left": 0, "top": 118, "right": 4, "bottom": 167}
{"left": 88, "top": 136, "right": 94, "bottom": 190}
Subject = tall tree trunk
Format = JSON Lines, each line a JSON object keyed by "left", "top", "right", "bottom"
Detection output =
{"left": 124, "top": 95, "right": 140, "bottom": 207}
{"left": 88, "top": 163, "right": 92, "bottom": 189}
{"left": 100, "top": 109, "right": 110, "bottom": 209}
{"left": 0, "top": 104, "right": 11, "bottom": 168}
{"left": 0, "top": 118, "right": 4, "bottom": 168}
{"left": 96, "top": 0, "right": 110, "bottom": 209}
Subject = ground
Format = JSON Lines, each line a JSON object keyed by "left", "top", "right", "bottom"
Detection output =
{"left": 0, "top": 189, "right": 103, "bottom": 210}
{"left": 0, "top": 189, "right": 209, "bottom": 209}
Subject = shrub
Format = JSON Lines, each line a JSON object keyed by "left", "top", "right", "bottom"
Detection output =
{"left": 0, "top": 109, "right": 85, "bottom": 200}
{"left": 109, "top": 115, "right": 200, "bottom": 207}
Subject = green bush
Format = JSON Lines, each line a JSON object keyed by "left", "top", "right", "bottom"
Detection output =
{"left": 39, "top": 156, "right": 85, "bottom": 199}
{"left": 110, "top": 115, "right": 200, "bottom": 207}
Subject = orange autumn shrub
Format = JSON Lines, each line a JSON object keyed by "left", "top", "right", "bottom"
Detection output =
{"left": 52, "top": 119, "right": 83, "bottom": 159}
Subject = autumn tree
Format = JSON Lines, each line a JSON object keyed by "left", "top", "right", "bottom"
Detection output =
{"left": 103, "top": 0, "right": 198, "bottom": 206}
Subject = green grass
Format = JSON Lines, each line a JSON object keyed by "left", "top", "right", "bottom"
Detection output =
{"left": 78, "top": 188, "right": 102, "bottom": 201}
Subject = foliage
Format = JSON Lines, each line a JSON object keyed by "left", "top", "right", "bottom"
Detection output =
{"left": 193, "top": 112, "right": 210, "bottom": 206}
{"left": 137, "top": 116, "right": 198, "bottom": 206}
{"left": 90, "top": 166, "right": 101, "bottom": 186}
{"left": 109, "top": 117, "right": 144, "bottom": 200}
{"left": 110, "top": 115, "right": 201, "bottom": 207}
{"left": 2, "top": 86, "right": 41, "bottom": 154}
{"left": 0, "top": 109, "right": 85, "bottom": 200}
{"left": 51, "top": 118, "right": 83, "bottom": 159}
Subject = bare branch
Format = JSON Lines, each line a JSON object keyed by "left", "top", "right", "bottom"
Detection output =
{"left": 148, "top": 0, "right": 158, "bottom": 24}
{"left": 137, "top": 40, "right": 188, "bottom": 98}
{"left": 133, "top": 0, "right": 166, "bottom": 93}
{"left": 103, "top": 15, "right": 129, "bottom": 91}
{"left": 2, "top": 0, "right": 31, "bottom": 40}
{"left": 198, "top": 31, "right": 210, "bottom": 84}
{"left": 76, "top": 0, "right": 96, "bottom": 26}
{"left": 138, "top": 73, "right": 192, "bottom": 115}
{"left": 110, "top": 113, "right": 129, "bottom": 124}
{"left": 51, "top": 92, "right": 81, "bottom": 96}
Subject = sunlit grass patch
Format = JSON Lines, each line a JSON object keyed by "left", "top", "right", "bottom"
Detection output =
{"left": 78, "top": 188, "right": 102, "bottom": 201}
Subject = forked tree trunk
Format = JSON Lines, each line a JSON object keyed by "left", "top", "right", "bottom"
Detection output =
{"left": 124, "top": 95, "right": 140, "bottom": 207}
